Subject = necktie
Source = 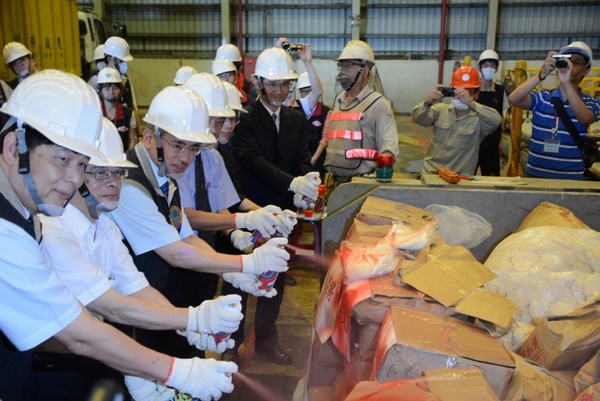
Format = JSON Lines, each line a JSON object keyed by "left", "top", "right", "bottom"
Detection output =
{"left": 272, "top": 113, "right": 278, "bottom": 132}
{"left": 160, "top": 182, "right": 169, "bottom": 198}
{"left": 194, "top": 155, "right": 217, "bottom": 248}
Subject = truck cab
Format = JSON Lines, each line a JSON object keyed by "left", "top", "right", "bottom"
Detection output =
{"left": 78, "top": 8, "right": 108, "bottom": 80}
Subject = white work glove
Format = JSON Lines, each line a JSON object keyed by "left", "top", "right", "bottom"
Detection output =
{"left": 235, "top": 205, "right": 281, "bottom": 237}
{"left": 293, "top": 193, "right": 316, "bottom": 210}
{"left": 289, "top": 172, "right": 321, "bottom": 200}
{"left": 177, "top": 330, "right": 234, "bottom": 354}
{"left": 187, "top": 294, "right": 243, "bottom": 335}
{"left": 124, "top": 376, "right": 175, "bottom": 401}
{"left": 240, "top": 237, "right": 289, "bottom": 275}
{"left": 222, "top": 272, "right": 278, "bottom": 298}
{"left": 230, "top": 229, "right": 254, "bottom": 253}
{"left": 165, "top": 357, "right": 237, "bottom": 401}
{"left": 274, "top": 209, "right": 298, "bottom": 237}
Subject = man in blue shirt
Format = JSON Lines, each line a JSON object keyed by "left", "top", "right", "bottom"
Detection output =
{"left": 509, "top": 41, "right": 600, "bottom": 179}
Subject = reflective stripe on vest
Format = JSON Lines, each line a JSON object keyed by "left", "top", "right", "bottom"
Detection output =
{"left": 345, "top": 148, "right": 378, "bottom": 160}
{"left": 330, "top": 112, "right": 363, "bottom": 122}
{"left": 328, "top": 129, "right": 362, "bottom": 140}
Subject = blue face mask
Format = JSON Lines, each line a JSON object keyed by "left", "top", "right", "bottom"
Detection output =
{"left": 96, "top": 61, "right": 106, "bottom": 71}
{"left": 118, "top": 61, "right": 128, "bottom": 76}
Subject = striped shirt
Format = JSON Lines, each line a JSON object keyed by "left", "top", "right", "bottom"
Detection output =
{"left": 525, "top": 88, "right": 600, "bottom": 179}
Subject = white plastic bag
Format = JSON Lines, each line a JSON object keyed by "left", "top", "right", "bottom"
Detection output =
{"left": 425, "top": 204, "right": 492, "bottom": 249}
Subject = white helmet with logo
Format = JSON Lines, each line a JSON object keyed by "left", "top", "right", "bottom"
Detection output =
{"left": 143, "top": 86, "right": 214, "bottom": 144}
{"left": 336, "top": 40, "right": 375, "bottom": 65}
{"left": 560, "top": 41, "right": 593, "bottom": 67}
{"left": 104, "top": 36, "right": 133, "bottom": 62}
{"left": 184, "top": 73, "right": 235, "bottom": 118}
{"left": 222, "top": 81, "right": 247, "bottom": 113}
{"left": 478, "top": 49, "right": 499, "bottom": 66}
{"left": 296, "top": 72, "right": 311, "bottom": 90}
{"left": 212, "top": 58, "right": 237, "bottom": 76}
{"left": 89, "top": 118, "right": 137, "bottom": 167}
{"left": 173, "top": 66, "right": 198, "bottom": 85}
{"left": 1, "top": 69, "right": 105, "bottom": 161}
{"left": 94, "top": 44, "right": 105, "bottom": 61}
{"left": 3, "top": 42, "right": 32, "bottom": 65}
{"left": 254, "top": 47, "right": 298, "bottom": 81}
{"left": 216, "top": 44, "right": 242, "bottom": 63}
{"left": 97, "top": 67, "right": 123, "bottom": 85}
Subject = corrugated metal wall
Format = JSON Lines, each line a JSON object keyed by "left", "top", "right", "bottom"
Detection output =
{"left": 78, "top": 0, "right": 599, "bottom": 60}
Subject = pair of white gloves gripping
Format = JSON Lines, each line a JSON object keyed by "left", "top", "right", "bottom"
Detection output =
{"left": 289, "top": 172, "right": 321, "bottom": 210}
{"left": 125, "top": 357, "right": 237, "bottom": 401}
{"left": 177, "top": 294, "right": 243, "bottom": 354}
{"left": 126, "top": 295, "right": 243, "bottom": 400}
{"left": 230, "top": 205, "right": 298, "bottom": 254}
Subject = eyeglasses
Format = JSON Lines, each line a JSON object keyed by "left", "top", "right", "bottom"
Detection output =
{"left": 262, "top": 80, "right": 292, "bottom": 91}
{"left": 162, "top": 137, "right": 201, "bottom": 156}
{"left": 337, "top": 61, "right": 363, "bottom": 69}
{"left": 86, "top": 169, "right": 129, "bottom": 180}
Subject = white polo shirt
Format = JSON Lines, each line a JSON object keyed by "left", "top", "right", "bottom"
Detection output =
{"left": 40, "top": 204, "right": 149, "bottom": 306}
{"left": 0, "top": 169, "right": 81, "bottom": 351}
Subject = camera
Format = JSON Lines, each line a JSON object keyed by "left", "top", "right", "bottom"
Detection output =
{"left": 553, "top": 54, "right": 571, "bottom": 69}
{"left": 439, "top": 87, "right": 455, "bottom": 97}
{"left": 282, "top": 41, "right": 302, "bottom": 52}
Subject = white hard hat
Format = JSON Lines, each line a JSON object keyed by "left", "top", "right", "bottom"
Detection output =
{"left": 336, "top": 40, "right": 375, "bottom": 65}
{"left": 1, "top": 69, "right": 105, "bottom": 162}
{"left": 173, "top": 66, "right": 198, "bottom": 85}
{"left": 183, "top": 73, "right": 235, "bottom": 118}
{"left": 296, "top": 72, "right": 311, "bottom": 90}
{"left": 222, "top": 81, "right": 248, "bottom": 113}
{"left": 216, "top": 44, "right": 242, "bottom": 63}
{"left": 478, "top": 49, "right": 499, "bottom": 65}
{"left": 3, "top": 41, "right": 31, "bottom": 65}
{"left": 96, "top": 67, "right": 123, "bottom": 85}
{"left": 93, "top": 44, "right": 105, "bottom": 61}
{"left": 143, "top": 86, "right": 215, "bottom": 144}
{"left": 89, "top": 118, "right": 138, "bottom": 168}
{"left": 254, "top": 47, "right": 298, "bottom": 81}
{"left": 560, "top": 41, "right": 593, "bottom": 67}
{"left": 104, "top": 36, "right": 133, "bottom": 62}
{"left": 212, "top": 58, "right": 237, "bottom": 76}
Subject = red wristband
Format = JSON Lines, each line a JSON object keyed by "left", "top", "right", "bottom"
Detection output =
{"left": 164, "top": 357, "right": 176, "bottom": 383}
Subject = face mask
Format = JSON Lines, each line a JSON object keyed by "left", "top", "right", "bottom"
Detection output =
{"left": 118, "top": 61, "right": 128, "bottom": 76}
{"left": 481, "top": 67, "right": 496, "bottom": 81}
{"left": 96, "top": 61, "right": 106, "bottom": 71}
{"left": 337, "top": 66, "right": 357, "bottom": 91}
{"left": 451, "top": 98, "right": 470, "bottom": 110}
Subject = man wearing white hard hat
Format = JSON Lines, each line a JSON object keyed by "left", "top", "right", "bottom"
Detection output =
{"left": 0, "top": 70, "right": 232, "bottom": 401}
{"left": 475, "top": 49, "right": 509, "bottom": 176}
{"left": 325, "top": 40, "right": 398, "bottom": 185}
{"left": 39, "top": 118, "right": 241, "bottom": 400}
{"left": 173, "top": 65, "right": 198, "bottom": 85}
{"left": 107, "top": 86, "right": 289, "bottom": 359}
{"left": 215, "top": 43, "right": 258, "bottom": 105}
{"left": 509, "top": 41, "right": 600, "bottom": 180}
{"left": 231, "top": 46, "right": 321, "bottom": 365}
{"left": 2, "top": 41, "right": 37, "bottom": 89}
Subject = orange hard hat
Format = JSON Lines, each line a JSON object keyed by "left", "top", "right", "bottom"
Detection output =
{"left": 451, "top": 66, "right": 480, "bottom": 88}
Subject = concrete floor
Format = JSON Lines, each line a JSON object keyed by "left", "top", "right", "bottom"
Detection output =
{"left": 219, "top": 115, "right": 431, "bottom": 401}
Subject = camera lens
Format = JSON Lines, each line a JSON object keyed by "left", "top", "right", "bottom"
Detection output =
{"left": 556, "top": 59, "right": 567, "bottom": 68}
{"left": 282, "top": 42, "right": 302, "bottom": 52}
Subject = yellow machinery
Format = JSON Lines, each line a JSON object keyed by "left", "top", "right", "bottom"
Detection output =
{"left": 505, "top": 60, "right": 528, "bottom": 177}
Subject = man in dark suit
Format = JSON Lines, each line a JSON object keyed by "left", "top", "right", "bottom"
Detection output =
{"left": 230, "top": 47, "right": 320, "bottom": 365}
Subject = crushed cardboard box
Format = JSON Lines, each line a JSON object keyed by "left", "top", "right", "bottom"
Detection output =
{"left": 503, "top": 352, "right": 576, "bottom": 401}
{"left": 373, "top": 305, "right": 515, "bottom": 398}
{"left": 423, "top": 368, "right": 500, "bottom": 401}
{"left": 356, "top": 196, "right": 435, "bottom": 228}
{"left": 519, "top": 304, "right": 600, "bottom": 370}
{"left": 574, "top": 348, "right": 600, "bottom": 393}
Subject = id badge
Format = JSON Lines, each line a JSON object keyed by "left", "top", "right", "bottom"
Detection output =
{"left": 544, "top": 139, "right": 560, "bottom": 153}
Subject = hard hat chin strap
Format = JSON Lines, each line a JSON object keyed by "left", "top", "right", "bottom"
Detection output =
{"left": 154, "top": 127, "right": 167, "bottom": 177}
{"left": 16, "top": 125, "right": 69, "bottom": 217}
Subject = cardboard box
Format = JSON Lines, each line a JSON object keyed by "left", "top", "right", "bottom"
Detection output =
{"left": 423, "top": 368, "right": 500, "bottom": 401}
{"left": 356, "top": 196, "right": 435, "bottom": 228}
{"left": 504, "top": 352, "right": 576, "bottom": 401}
{"left": 343, "top": 379, "right": 442, "bottom": 401}
{"left": 373, "top": 306, "right": 515, "bottom": 398}
{"left": 516, "top": 201, "right": 590, "bottom": 232}
{"left": 518, "top": 306, "right": 600, "bottom": 371}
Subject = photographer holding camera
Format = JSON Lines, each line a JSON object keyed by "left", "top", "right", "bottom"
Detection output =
{"left": 412, "top": 66, "right": 501, "bottom": 176}
{"left": 509, "top": 41, "right": 600, "bottom": 180}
